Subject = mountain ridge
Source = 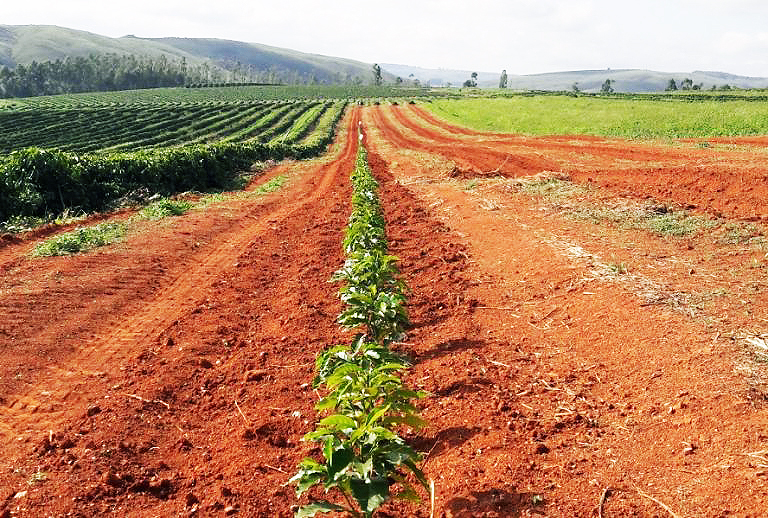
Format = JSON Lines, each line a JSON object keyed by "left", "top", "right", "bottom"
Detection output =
{"left": 380, "top": 64, "right": 768, "bottom": 92}
{"left": 1, "top": 25, "right": 766, "bottom": 92}
{"left": 0, "top": 25, "right": 392, "bottom": 84}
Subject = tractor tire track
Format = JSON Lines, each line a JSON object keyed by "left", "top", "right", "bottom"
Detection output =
{"left": 0, "top": 107, "right": 361, "bottom": 444}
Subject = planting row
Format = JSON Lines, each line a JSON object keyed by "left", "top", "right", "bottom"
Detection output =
{"left": 0, "top": 100, "right": 344, "bottom": 154}
{"left": 1, "top": 84, "right": 446, "bottom": 110}
{"left": 0, "top": 103, "right": 347, "bottom": 222}
{"left": 290, "top": 133, "right": 428, "bottom": 517}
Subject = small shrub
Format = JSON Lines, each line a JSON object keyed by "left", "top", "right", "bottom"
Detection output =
{"left": 140, "top": 198, "right": 194, "bottom": 220}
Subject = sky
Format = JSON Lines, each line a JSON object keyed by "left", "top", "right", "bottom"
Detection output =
{"left": 3, "top": 0, "right": 768, "bottom": 77}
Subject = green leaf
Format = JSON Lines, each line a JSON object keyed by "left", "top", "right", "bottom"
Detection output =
{"left": 289, "top": 458, "right": 328, "bottom": 497}
{"left": 365, "top": 403, "right": 392, "bottom": 427}
{"left": 351, "top": 456, "right": 374, "bottom": 480}
{"left": 318, "top": 414, "right": 356, "bottom": 432}
{"left": 350, "top": 477, "right": 390, "bottom": 514}
{"left": 304, "top": 428, "right": 334, "bottom": 441}
{"left": 403, "top": 458, "right": 430, "bottom": 489}
{"left": 294, "top": 472, "right": 325, "bottom": 497}
{"left": 315, "top": 396, "right": 338, "bottom": 412}
{"left": 327, "top": 447, "right": 354, "bottom": 482}
{"left": 383, "top": 414, "right": 429, "bottom": 430}
{"left": 296, "top": 458, "right": 325, "bottom": 473}
{"left": 394, "top": 482, "right": 421, "bottom": 502}
{"left": 295, "top": 500, "right": 349, "bottom": 518}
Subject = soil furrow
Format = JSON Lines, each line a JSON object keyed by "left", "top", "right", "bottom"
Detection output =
{"left": 363, "top": 104, "right": 768, "bottom": 516}
{"left": 2, "top": 101, "right": 768, "bottom": 517}
{"left": 0, "top": 109, "right": 361, "bottom": 476}
{"left": 393, "top": 103, "right": 768, "bottom": 219}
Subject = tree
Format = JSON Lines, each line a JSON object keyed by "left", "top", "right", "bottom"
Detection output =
{"left": 665, "top": 78, "right": 678, "bottom": 91}
{"left": 499, "top": 69, "right": 508, "bottom": 89}
{"left": 372, "top": 63, "right": 382, "bottom": 86}
{"left": 571, "top": 82, "right": 580, "bottom": 93}
{"left": 680, "top": 78, "right": 693, "bottom": 90}
{"left": 464, "top": 72, "right": 478, "bottom": 88}
{"left": 600, "top": 78, "right": 614, "bottom": 94}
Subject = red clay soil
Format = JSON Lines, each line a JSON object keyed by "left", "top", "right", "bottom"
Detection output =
{"left": 363, "top": 105, "right": 768, "bottom": 517}
{"left": 1, "top": 103, "right": 768, "bottom": 517}
{"left": 389, "top": 104, "right": 768, "bottom": 221}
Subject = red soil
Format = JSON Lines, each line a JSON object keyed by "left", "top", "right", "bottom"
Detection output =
{"left": 396, "top": 104, "right": 768, "bottom": 220}
{"left": 0, "top": 103, "right": 767, "bottom": 517}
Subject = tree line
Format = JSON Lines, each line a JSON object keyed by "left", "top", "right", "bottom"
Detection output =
{"left": 0, "top": 53, "right": 379, "bottom": 99}
{"left": 0, "top": 54, "right": 216, "bottom": 98}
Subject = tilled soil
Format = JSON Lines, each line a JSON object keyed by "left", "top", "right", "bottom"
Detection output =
{"left": 1, "top": 104, "right": 768, "bottom": 517}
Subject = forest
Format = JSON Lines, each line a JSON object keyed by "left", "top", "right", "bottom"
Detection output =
{"left": 0, "top": 54, "right": 214, "bottom": 97}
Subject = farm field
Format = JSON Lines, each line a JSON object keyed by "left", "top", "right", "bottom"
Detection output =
{"left": 0, "top": 89, "right": 354, "bottom": 225}
{"left": 1, "top": 96, "right": 768, "bottom": 517}
{"left": 426, "top": 95, "right": 768, "bottom": 138}
{"left": 0, "top": 100, "right": 343, "bottom": 153}
{"left": 1, "top": 85, "right": 442, "bottom": 110}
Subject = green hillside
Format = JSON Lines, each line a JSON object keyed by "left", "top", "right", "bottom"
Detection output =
{"left": 0, "top": 25, "right": 390, "bottom": 84}
{"left": 0, "top": 26, "right": 194, "bottom": 66}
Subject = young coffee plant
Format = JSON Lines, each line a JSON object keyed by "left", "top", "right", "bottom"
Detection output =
{"left": 291, "top": 134, "right": 427, "bottom": 517}
{"left": 336, "top": 285, "right": 409, "bottom": 345}
{"left": 291, "top": 348, "right": 427, "bottom": 517}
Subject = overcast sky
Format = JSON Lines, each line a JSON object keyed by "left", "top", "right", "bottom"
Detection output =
{"left": 4, "top": 0, "right": 768, "bottom": 77}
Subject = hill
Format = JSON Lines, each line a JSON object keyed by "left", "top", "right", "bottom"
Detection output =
{"left": 381, "top": 64, "right": 768, "bottom": 92}
{"left": 0, "top": 25, "right": 391, "bottom": 84}
{"left": 2, "top": 25, "right": 765, "bottom": 92}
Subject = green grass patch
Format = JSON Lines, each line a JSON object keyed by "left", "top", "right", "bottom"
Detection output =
{"left": 0, "top": 211, "right": 89, "bottom": 234}
{"left": 140, "top": 198, "right": 194, "bottom": 220}
{"left": 507, "top": 175, "right": 720, "bottom": 237}
{"left": 720, "top": 222, "right": 762, "bottom": 245}
{"left": 644, "top": 211, "right": 719, "bottom": 237}
{"left": 27, "top": 173, "right": 289, "bottom": 258}
{"left": 426, "top": 96, "right": 768, "bottom": 138}
{"left": 31, "top": 222, "right": 127, "bottom": 257}
{"left": 606, "top": 262, "right": 628, "bottom": 275}
{"left": 197, "top": 192, "right": 227, "bottom": 205}
{"left": 0, "top": 215, "right": 48, "bottom": 234}
{"left": 198, "top": 174, "right": 288, "bottom": 206}
{"left": 570, "top": 204, "right": 720, "bottom": 237}
{"left": 252, "top": 174, "right": 287, "bottom": 194}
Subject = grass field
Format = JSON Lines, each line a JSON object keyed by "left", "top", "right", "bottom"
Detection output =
{"left": 425, "top": 95, "right": 768, "bottom": 138}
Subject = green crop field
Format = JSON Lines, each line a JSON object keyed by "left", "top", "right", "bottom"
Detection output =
{"left": 0, "top": 100, "right": 347, "bottom": 154}
{"left": 1, "top": 84, "right": 443, "bottom": 110}
{"left": 0, "top": 85, "right": 381, "bottom": 224}
{"left": 425, "top": 95, "right": 768, "bottom": 138}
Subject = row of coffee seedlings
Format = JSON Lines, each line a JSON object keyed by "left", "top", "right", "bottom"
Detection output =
{"left": 290, "top": 133, "right": 428, "bottom": 517}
